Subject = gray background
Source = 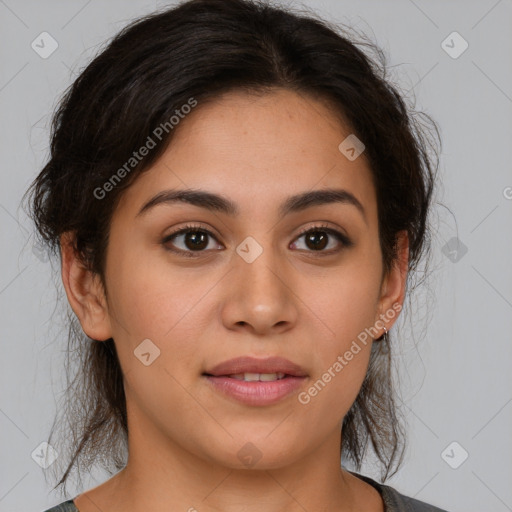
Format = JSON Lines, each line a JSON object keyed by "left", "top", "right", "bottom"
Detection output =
{"left": 1, "top": 0, "right": 511, "bottom": 511}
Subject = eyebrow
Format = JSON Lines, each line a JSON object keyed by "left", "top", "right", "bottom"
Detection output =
{"left": 136, "top": 187, "right": 367, "bottom": 224}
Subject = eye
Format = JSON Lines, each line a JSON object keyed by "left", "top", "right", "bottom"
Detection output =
{"left": 162, "top": 222, "right": 353, "bottom": 258}
{"left": 162, "top": 224, "right": 222, "bottom": 258}
{"left": 291, "top": 224, "right": 353, "bottom": 254}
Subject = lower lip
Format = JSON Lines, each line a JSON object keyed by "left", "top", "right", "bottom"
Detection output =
{"left": 203, "top": 375, "right": 307, "bottom": 406}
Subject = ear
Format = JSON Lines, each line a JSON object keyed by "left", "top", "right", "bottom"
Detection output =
{"left": 60, "top": 232, "right": 112, "bottom": 341}
{"left": 374, "top": 230, "right": 409, "bottom": 335}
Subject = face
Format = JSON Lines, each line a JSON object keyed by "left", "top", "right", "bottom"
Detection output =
{"left": 64, "top": 88, "right": 407, "bottom": 471}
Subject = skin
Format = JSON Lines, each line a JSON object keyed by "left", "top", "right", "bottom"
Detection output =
{"left": 61, "top": 88, "right": 408, "bottom": 512}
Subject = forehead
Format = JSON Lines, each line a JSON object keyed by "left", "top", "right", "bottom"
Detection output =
{"left": 115, "top": 88, "right": 377, "bottom": 224}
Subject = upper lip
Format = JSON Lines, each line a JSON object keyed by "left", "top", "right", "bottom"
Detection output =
{"left": 204, "top": 356, "right": 308, "bottom": 377}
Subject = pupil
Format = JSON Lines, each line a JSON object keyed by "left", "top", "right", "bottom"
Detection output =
{"left": 182, "top": 230, "right": 329, "bottom": 252}
{"left": 307, "top": 231, "right": 327, "bottom": 250}
{"left": 186, "top": 231, "right": 208, "bottom": 250}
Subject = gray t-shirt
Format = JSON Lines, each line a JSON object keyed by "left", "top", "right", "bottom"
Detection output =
{"left": 41, "top": 473, "right": 450, "bottom": 512}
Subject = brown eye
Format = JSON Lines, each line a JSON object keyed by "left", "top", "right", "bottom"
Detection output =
{"left": 162, "top": 225, "right": 222, "bottom": 257}
{"left": 180, "top": 230, "right": 209, "bottom": 250}
{"left": 291, "top": 225, "right": 353, "bottom": 254}
{"left": 303, "top": 230, "right": 329, "bottom": 250}
{"left": 162, "top": 223, "right": 353, "bottom": 259}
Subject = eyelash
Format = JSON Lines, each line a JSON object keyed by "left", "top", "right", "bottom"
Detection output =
{"left": 161, "top": 223, "right": 353, "bottom": 258}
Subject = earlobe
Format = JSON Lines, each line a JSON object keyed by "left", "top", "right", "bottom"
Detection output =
{"left": 60, "top": 232, "right": 112, "bottom": 341}
{"left": 375, "top": 230, "right": 409, "bottom": 335}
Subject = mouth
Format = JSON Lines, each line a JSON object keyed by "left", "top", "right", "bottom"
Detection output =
{"left": 203, "top": 371, "right": 292, "bottom": 380}
{"left": 203, "top": 355, "right": 308, "bottom": 378}
{"left": 202, "top": 356, "right": 308, "bottom": 406}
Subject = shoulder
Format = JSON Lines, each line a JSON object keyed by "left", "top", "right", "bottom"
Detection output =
{"left": 41, "top": 500, "right": 79, "bottom": 512}
{"left": 381, "top": 485, "right": 451, "bottom": 512}
{"left": 352, "top": 472, "right": 451, "bottom": 512}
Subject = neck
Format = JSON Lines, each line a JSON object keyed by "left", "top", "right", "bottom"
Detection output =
{"left": 86, "top": 421, "right": 362, "bottom": 511}
{"left": 74, "top": 402, "right": 383, "bottom": 512}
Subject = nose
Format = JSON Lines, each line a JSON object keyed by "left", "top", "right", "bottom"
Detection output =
{"left": 220, "top": 246, "right": 299, "bottom": 336}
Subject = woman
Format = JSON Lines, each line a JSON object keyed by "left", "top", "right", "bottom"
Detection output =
{"left": 26, "top": 0, "right": 448, "bottom": 510}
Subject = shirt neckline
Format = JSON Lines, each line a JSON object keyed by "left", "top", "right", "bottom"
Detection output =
{"left": 68, "top": 473, "right": 405, "bottom": 512}
{"left": 350, "top": 471, "right": 407, "bottom": 511}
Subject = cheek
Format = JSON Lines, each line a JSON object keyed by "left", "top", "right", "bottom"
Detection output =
{"left": 299, "top": 345, "right": 372, "bottom": 425}
{"left": 107, "top": 260, "right": 209, "bottom": 426}
{"left": 105, "top": 243, "right": 223, "bottom": 381}
{"left": 295, "top": 263, "right": 380, "bottom": 413}
{"left": 308, "top": 262, "right": 381, "bottom": 340}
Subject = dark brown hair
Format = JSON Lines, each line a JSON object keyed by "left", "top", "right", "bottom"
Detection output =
{"left": 23, "top": 0, "right": 441, "bottom": 496}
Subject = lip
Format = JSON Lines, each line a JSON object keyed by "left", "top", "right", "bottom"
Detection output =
{"left": 203, "top": 374, "right": 307, "bottom": 406}
{"left": 204, "top": 356, "right": 308, "bottom": 377}
{"left": 202, "top": 356, "right": 308, "bottom": 407}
